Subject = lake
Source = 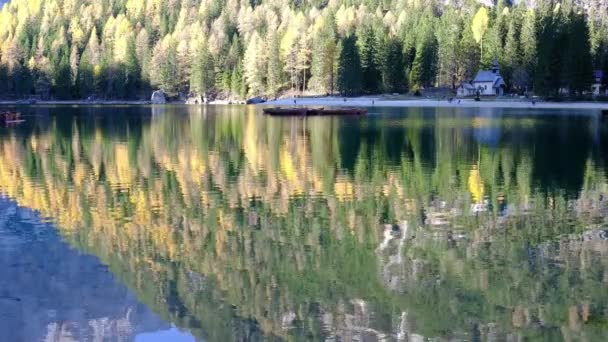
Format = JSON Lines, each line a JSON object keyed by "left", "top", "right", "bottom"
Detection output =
{"left": 0, "top": 105, "right": 607, "bottom": 341}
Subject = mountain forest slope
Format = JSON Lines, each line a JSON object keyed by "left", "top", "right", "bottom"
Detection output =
{"left": 0, "top": 0, "right": 607, "bottom": 100}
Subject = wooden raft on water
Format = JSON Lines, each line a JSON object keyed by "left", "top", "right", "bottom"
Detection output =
{"left": 263, "top": 107, "right": 367, "bottom": 116}
{"left": 0, "top": 111, "right": 24, "bottom": 124}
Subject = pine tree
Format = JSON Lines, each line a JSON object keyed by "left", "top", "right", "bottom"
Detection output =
{"left": 124, "top": 36, "right": 141, "bottom": 98}
{"left": 53, "top": 54, "right": 72, "bottom": 99}
{"left": 359, "top": 28, "right": 381, "bottom": 93}
{"left": 0, "top": 64, "right": 8, "bottom": 95}
{"left": 436, "top": 9, "right": 462, "bottom": 89}
{"left": 382, "top": 37, "right": 407, "bottom": 93}
{"left": 190, "top": 38, "right": 215, "bottom": 97}
{"left": 503, "top": 13, "right": 521, "bottom": 90}
{"left": 482, "top": 18, "right": 503, "bottom": 68}
{"left": 77, "top": 50, "right": 95, "bottom": 98}
{"left": 519, "top": 9, "right": 537, "bottom": 91}
{"left": 336, "top": 35, "right": 362, "bottom": 96}
{"left": 565, "top": 10, "right": 593, "bottom": 95}
{"left": 410, "top": 31, "right": 438, "bottom": 90}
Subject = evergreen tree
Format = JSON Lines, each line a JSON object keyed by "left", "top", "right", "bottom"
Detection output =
{"left": 565, "top": 10, "right": 593, "bottom": 95}
{"left": 53, "top": 54, "right": 72, "bottom": 99}
{"left": 190, "top": 38, "right": 215, "bottom": 97}
{"left": 503, "top": 12, "right": 521, "bottom": 90}
{"left": 519, "top": 9, "right": 537, "bottom": 91}
{"left": 77, "top": 51, "right": 95, "bottom": 98}
{"left": 336, "top": 35, "right": 362, "bottom": 96}
{"left": 359, "top": 28, "right": 381, "bottom": 93}
{"left": 124, "top": 36, "right": 141, "bottom": 98}
{"left": 382, "top": 37, "right": 407, "bottom": 93}
{"left": 0, "top": 64, "right": 8, "bottom": 95}
{"left": 12, "top": 65, "right": 34, "bottom": 97}
{"left": 410, "top": 31, "right": 438, "bottom": 89}
{"left": 534, "top": 5, "right": 563, "bottom": 96}
{"left": 436, "top": 9, "right": 462, "bottom": 89}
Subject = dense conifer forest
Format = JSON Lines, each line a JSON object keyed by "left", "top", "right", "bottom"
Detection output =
{"left": 0, "top": 0, "right": 607, "bottom": 99}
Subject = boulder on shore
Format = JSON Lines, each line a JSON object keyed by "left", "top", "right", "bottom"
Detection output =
{"left": 151, "top": 90, "right": 166, "bottom": 104}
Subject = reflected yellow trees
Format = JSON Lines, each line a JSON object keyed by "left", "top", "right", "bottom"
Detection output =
{"left": 0, "top": 107, "right": 606, "bottom": 340}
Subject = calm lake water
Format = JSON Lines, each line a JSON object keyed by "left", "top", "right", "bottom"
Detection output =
{"left": 0, "top": 105, "right": 607, "bottom": 341}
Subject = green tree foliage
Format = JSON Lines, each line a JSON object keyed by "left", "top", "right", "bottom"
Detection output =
{"left": 410, "top": 30, "right": 438, "bottom": 90}
{"left": 53, "top": 55, "right": 72, "bottom": 99}
{"left": 189, "top": 38, "right": 215, "bottom": 97}
{"left": 0, "top": 0, "right": 603, "bottom": 99}
{"left": 310, "top": 17, "right": 337, "bottom": 94}
{"left": 565, "top": 11, "right": 593, "bottom": 95}
{"left": 382, "top": 37, "right": 407, "bottom": 93}
{"left": 359, "top": 28, "right": 381, "bottom": 93}
{"left": 336, "top": 35, "right": 362, "bottom": 96}
{"left": 124, "top": 36, "right": 141, "bottom": 98}
{"left": 266, "top": 32, "right": 283, "bottom": 97}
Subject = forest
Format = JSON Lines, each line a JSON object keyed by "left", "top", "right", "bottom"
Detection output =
{"left": 0, "top": 0, "right": 607, "bottom": 100}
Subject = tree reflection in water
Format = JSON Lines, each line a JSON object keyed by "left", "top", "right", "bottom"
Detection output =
{"left": 0, "top": 105, "right": 606, "bottom": 341}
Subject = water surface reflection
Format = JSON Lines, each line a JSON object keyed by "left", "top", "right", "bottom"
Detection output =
{"left": 0, "top": 198, "right": 196, "bottom": 341}
{"left": 0, "top": 105, "right": 606, "bottom": 341}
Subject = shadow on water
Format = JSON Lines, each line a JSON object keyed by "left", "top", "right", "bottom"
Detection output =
{"left": 0, "top": 198, "right": 196, "bottom": 341}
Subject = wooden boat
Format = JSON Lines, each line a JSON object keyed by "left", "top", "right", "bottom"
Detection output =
{"left": 263, "top": 107, "right": 367, "bottom": 116}
{"left": 263, "top": 107, "right": 309, "bottom": 116}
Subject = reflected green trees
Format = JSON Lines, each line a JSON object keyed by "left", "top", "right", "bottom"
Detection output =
{"left": 0, "top": 106, "right": 606, "bottom": 341}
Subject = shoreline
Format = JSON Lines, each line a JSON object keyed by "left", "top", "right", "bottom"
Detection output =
{"left": 0, "top": 100, "right": 152, "bottom": 106}
{"left": 2, "top": 97, "right": 608, "bottom": 110}
{"left": 0, "top": 99, "right": 240, "bottom": 106}
{"left": 263, "top": 97, "right": 608, "bottom": 110}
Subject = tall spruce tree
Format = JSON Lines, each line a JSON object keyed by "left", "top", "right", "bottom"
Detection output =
{"left": 410, "top": 31, "right": 438, "bottom": 90}
{"left": 124, "top": 36, "right": 141, "bottom": 98}
{"left": 336, "top": 35, "right": 362, "bottom": 96}
{"left": 519, "top": 9, "right": 537, "bottom": 91}
{"left": 359, "top": 28, "right": 381, "bottom": 93}
{"left": 190, "top": 38, "right": 215, "bottom": 97}
{"left": 382, "top": 37, "right": 407, "bottom": 93}
{"left": 53, "top": 54, "right": 72, "bottom": 99}
{"left": 565, "top": 10, "right": 593, "bottom": 95}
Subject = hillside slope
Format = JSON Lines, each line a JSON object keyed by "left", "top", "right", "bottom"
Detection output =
{"left": 0, "top": 0, "right": 606, "bottom": 100}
